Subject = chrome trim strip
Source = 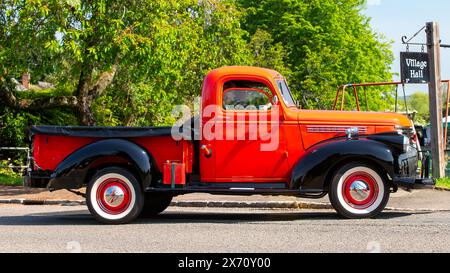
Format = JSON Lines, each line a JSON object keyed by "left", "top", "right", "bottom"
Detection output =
{"left": 306, "top": 126, "right": 368, "bottom": 134}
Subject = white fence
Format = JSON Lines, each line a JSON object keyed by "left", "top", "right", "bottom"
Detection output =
{"left": 0, "top": 147, "right": 30, "bottom": 172}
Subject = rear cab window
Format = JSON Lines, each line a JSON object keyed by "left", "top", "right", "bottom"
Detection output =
{"left": 222, "top": 80, "right": 274, "bottom": 111}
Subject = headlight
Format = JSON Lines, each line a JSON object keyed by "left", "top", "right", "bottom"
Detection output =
{"left": 395, "top": 126, "right": 414, "bottom": 138}
{"left": 396, "top": 125, "right": 418, "bottom": 148}
{"left": 402, "top": 135, "right": 410, "bottom": 153}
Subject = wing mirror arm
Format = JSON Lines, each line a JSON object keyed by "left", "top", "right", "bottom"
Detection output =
{"left": 272, "top": 95, "right": 279, "bottom": 106}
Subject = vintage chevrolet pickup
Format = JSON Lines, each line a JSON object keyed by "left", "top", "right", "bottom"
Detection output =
{"left": 25, "top": 66, "right": 433, "bottom": 224}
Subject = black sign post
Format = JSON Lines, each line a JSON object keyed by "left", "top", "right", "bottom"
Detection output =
{"left": 400, "top": 52, "right": 430, "bottom": 83}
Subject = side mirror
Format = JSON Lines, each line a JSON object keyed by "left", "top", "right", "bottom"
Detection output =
{"left": 272, "top": 95, "right": 279, "bottom": 105}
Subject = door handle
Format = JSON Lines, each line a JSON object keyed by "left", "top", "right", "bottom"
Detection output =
{"left": 201, "top": 145, "right": 213, "bottom": 158}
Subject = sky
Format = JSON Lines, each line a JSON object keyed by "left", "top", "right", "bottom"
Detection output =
{"left": 362, "top": 0, "right": 450, "bottom": 95}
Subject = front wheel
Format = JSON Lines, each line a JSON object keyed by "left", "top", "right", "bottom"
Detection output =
{"left": 329, "top": 163, "right": 390, "bottom": 219}
{"left": 86, "top": 167, "right": 144, "bottom": 224}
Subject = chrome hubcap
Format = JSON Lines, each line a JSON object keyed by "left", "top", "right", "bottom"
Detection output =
{"left": 103, "top": 185, "right": 125, "bottom": 207}
{"left": 349, "top": 180, "right": 371, "bottom": 202}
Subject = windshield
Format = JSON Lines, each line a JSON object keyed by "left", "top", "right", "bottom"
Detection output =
{"left": 276, "top": 80, "right": 296, "bottom": 107}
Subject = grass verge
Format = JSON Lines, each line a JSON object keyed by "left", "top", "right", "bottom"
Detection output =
{"left": 436, "top": 177, "right": 450, "bottom": 189}
{"left": 0, "top": 174, "right": 23, "bottom": 186}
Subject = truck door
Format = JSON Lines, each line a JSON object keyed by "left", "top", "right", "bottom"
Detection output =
{"left": 201, "top": 79, "right": 289, "bottom": 183}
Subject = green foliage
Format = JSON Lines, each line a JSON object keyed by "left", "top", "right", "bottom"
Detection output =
{"left": 92, "top": 0, "right": 252, "bottom": 126}
{"left": 0, "top": 104, "right": 77, "bottom": 147}
{"left": 0, "top": 174, "right": 23, "bottom": 186}
{"left": 0, "top": 160, "right": 23, "bottom": 186}
{"left": 247, "top": 29, "right": 291, "bottom": 77}
{"left": 0, "top": 0, "right": 395, "bottom": 151}
{"left": 407, "top": 92, "right": 430, "bottom": 125}
{"left": 237, "top": 0, "right": 394, "bottom": 110}
{"left": 400, "top": 88, "right": 450, "bottom": 126}
{"left": 1, "top": 0, "right": 252, "bottom": 136}
{"left": 93, "top": 82, "right": 178, "bottom": 126}
{"left": 436, "top": 177, "right": 450, "bottom": 189}
{"left": 0, "top": 107, "right": 38, "bottom": 146}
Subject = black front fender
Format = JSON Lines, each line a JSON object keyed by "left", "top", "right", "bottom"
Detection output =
{"left": 291, "top": 139, "right": 395, "bottom": 191}
{"left": 48, "top": 139, "right": 153, "bottom": 191}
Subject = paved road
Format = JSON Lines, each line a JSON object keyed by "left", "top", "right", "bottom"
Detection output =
{"left": 1, "top": 204, "right": 450, "bottom": 253}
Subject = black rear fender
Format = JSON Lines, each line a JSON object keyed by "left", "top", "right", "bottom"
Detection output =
{"left": 48, "top": 139, "right": 154, "bottom": 191}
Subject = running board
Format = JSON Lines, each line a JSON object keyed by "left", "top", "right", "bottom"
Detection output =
{"left": 394, "top": 178, "right": 435, "bottom": 189}
{"left": 145, "top": 186, "right": 327, "bottom": 198}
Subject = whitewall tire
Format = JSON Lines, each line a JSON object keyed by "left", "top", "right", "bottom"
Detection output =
{"left": 86, "top": 167, "right": 143, "bottom": 224}
{"left": 329, "top": 163, "right": 390, "bottom": 219}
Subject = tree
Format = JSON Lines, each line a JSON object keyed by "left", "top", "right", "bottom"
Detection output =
{"left": 0, "top": 0, "right": 250, "bottom": 127}
{"left": 247, "top": 28, "right": 291, "bottom": 77}
{"left": 237, "top": 0, "right": 394, "bottom": 110}
{"left": 0, "top": 0, "right": 397, "bottom": 149}
{"left": 90, "top": 0, "right": 251, "bottom": 126}
{"left": 407, "top": 92, "right": 430, "bottom": 125}
{"left": 1, "top": 0, "right": 130, "bottom": 125}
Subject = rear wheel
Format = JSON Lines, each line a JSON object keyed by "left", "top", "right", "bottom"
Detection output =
{"left": 329, "top": 163, "right": 390, "bottom": 219}
{"left": 86, "top": 167, "right": 143, "bottom": 224}
{"left": 140, "top": 193, "right": 173, "bottom": 218}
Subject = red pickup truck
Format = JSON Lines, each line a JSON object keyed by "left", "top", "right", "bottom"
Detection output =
{"left": 25, "top": 66, "right": 433, "bottom": 224}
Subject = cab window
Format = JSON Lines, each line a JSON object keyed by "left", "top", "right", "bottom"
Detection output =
{"left": 223, "top": 88, "right": 272, "bottom": 111}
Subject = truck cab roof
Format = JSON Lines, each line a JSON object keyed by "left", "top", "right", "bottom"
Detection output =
{"left": 206, "top": 66, "right": 283, "bottom": 79}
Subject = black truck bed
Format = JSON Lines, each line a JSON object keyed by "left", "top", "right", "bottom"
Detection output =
{"left": 29, "top": 125, "right": 172, "bottom": 138}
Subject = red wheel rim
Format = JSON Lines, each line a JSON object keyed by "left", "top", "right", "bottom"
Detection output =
{"left": 96, "top": 178, "right": 131, "bottom": 215}
{"left": 342, "top": 172, "right": 379, "bottom": 209}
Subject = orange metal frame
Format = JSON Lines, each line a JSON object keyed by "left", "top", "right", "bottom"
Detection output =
{"left": 333, "top": 80, "right": 450, "bottom": 149}
{"left": 333, "top": 81, "right": 406, "bottom": 112}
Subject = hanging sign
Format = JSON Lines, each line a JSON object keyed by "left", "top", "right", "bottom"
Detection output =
{"left": 400, "top": 52, "right": 430, "bottom": 84}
